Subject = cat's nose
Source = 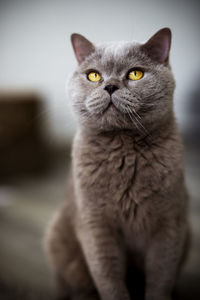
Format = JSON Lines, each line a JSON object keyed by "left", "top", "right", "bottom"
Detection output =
{"left": 104, "top": 85, "right": 119, "bottom": 96}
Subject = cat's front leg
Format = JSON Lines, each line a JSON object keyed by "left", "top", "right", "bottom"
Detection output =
{"left": 144, "top": 222, "right": 187, "bottom": 300}
{"left": 77, "top": 214, "right": 130, "bottom": 300}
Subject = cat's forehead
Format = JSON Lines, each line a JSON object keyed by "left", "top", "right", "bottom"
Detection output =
{"left": 97, "top": 41, "right": 139, "bottom": 58}
{"left": 80, "top": 40, "right": 149, "bottom": 75}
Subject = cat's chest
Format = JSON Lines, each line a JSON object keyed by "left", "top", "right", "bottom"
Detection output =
{"left": 74, "top": 134, "right": 167, "bottom": 210}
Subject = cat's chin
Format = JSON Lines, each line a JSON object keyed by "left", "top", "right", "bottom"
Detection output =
{"left": 81, "top": 102, "right": 143, "bottom": 132}
{"left": 88, "top": 113, "right": 135, "bottom": 132}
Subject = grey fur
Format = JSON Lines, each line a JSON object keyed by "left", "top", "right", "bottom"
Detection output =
{"left": 46, "top": 28, "right": 189, "bottom": 300}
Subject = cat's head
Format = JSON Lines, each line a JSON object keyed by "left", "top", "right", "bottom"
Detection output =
{"left": 68, "top": 28, "right": 175, "bottom": 134}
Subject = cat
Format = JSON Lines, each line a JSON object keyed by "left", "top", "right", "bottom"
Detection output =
{"left": 46, "top": 28, "right": 190, "bottom": 300}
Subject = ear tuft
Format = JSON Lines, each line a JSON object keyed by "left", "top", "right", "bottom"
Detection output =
{"left": 71, "top": 33, "right": 95, "bottom": 64}
{"left": 141, "top": 28, "right": 171, "bottom": 64}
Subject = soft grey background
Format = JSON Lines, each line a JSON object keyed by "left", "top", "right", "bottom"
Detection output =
{"left": 0, "top": 0, "right": 200, "bottom": 143}
{"left": 0, "top": 1, "right": 200, "bottom": 299}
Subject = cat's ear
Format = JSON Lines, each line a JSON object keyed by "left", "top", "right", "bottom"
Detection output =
{"left": 71, "top": 33, "right": 95, "bottom": 64}
{"left": 141, "top": 28, "right": 171, "bottom": 64}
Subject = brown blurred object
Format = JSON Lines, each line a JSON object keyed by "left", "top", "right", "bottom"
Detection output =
{"left": 0, "top": 90, "right": 49, "bottom": 179}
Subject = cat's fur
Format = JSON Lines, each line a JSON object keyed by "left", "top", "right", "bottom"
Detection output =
{"left": 46, "top": 28, "right": 189, "bottom": 300}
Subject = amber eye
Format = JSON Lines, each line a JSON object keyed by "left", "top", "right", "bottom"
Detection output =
{"left": 87, "top": 71, "right": 101, "bottom": 82}
{"left": 128, "top": 70, "right": 144, "bottom": 81}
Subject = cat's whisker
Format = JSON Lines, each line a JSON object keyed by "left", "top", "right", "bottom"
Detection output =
{"left": 125, "top": 105, "right": 150, "bottom": 137}
{"left": 86, "top": 98, "right": 102, "bottom": 106}
{"left": 140, "top": 103, "right": 155, "bottom": 107}
{"left": 87, "top": 103, "right": 106, "bottom": 111}
{"left": 123, "top": 105, "right": 145, "bottom": 135}
{"left": 130, "top": 107, "right": 142, "bottom": 120}
{"left": 132, "top": 112, "right": 150, "bottom": 136}
{"left": 143, "top": 88, "right": 168, "bottom": 99}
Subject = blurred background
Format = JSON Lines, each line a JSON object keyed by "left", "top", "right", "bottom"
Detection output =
{"left": 0, "top": 0, "right": 199, "bottom": 299}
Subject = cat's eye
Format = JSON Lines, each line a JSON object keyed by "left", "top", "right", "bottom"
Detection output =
{"left": 87, "top": 71, "right": 101, "bottom": 82}
{"left": 128, "top": 70, "right": 144, "bottom": 81}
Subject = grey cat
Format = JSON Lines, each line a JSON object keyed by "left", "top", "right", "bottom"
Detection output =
{"left": 46, "top": 28, "right": 189, "bottom": 300}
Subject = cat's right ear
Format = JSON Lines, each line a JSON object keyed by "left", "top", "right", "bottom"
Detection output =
{"left": 71, "top": 33, "right": 95, "bottom": 65}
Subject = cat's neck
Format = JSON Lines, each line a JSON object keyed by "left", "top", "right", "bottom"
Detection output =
{"left": 80, "top": 116, "right": 178, "bottom": 148}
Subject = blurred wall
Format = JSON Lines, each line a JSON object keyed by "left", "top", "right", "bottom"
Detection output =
{"left": 0, "top": 0, "right": 200, "bottom": 144}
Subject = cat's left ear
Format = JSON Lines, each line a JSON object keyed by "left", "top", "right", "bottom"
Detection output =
{"left": 141, "top": 28, "right": 171, "bottom": 64}
{"left": 71, "top": 33, "right": 95, "bottom": 64}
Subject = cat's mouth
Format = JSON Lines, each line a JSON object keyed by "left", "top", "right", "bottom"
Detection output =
{"left": 103, "top": 100, "right": 118, "bottom": 114}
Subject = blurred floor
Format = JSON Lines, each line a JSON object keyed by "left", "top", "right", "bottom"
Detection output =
{"left": 0, "top": 151, "right": 71, "bottom": 300}
{"left": 0, "top": 142, "right": 199, "bottom": 300}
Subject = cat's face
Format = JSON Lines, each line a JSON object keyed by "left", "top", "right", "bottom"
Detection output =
{"left": 68, "top": 28, "right": 175, "bottom": 134}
